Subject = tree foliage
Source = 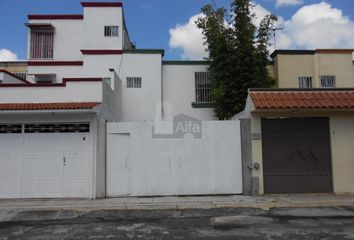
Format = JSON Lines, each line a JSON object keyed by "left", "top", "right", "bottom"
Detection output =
{"left": 196, "top": 0, "right": 277, "bottom": 119}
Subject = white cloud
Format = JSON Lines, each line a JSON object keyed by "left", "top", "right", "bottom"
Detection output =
{"left": 169, "top": 14, "right": 207, "bottom": 60}
{"left": 252, "top": 3, "right": 271, "bottom": 27}
{"left": 277, "top": 2, "right": 354, "bottom": 49}
{"left": 275, "top": 0, "right": 303, "bottom": 8}
{"left": 168, "top": 2, "right": 354, "bottom": 59}
{"left": 168, "top": 5, "right": 275, "bottom": 60}
{"left": 0, "top": 49, "right": 18, "bottom": 61}
{"left": 252, "top": 3, "right": 286, "bottom": 27}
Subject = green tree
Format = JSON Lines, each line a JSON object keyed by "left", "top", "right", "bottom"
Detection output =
{"left": 255, "top": 14, "right": 278, "bottom": 88}
{"left": 196, "top": 0, "right": 277, "bottom": 119}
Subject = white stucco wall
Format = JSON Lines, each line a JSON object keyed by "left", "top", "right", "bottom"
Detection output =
{"left": 83, "top": 7, "right": 123, "bottom": 50}
{"left": 119, "top": 53, "right": 163, "bottom": 121}
{"left": 162, "top": 64, "right": 215, "bottom": 121}
{"left": 0, "top": 81, "right": 103, "bottom": 103}
{"left": 83, "top": 55, "right": 122, "bottom": 77}
{"left": 106, "top": 120, "right": 243, "bottom": 197}
{"left": 27, "top": 20, "right": 84, "bottom": 61}
{"left": 0, "top": 72, "right": 25, "bottom": 83}
{"left": 100, "top": 80, "right": 121, "bottom": 121}
{"left": 27, "top": 66, "right": 84, "bottom": 83}
{"left": 25, "top": 5, "right": 216, "bottom": 123}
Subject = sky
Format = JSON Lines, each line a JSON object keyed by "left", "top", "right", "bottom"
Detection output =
{"left": 0, "top": 0, "right": 354, "bottom": 61}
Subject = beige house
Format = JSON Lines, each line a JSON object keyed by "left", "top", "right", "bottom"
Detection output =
{"left": 269, "top": 49, "right": 354, "bottom": 88}
{"left": 241, "top": 49, "right": 354, "bottom": 195}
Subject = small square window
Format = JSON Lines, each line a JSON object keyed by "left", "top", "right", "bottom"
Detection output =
{"left": 320, "top": 76, "right": 335, "bottom": 88}
{"left": 127, "top": 77, "right": 142, "bottom": 88}
{"left": 298, "top": 77, "right": 312, "bottom": 88}
{"left": 104, "top": 26, "right": 119, "bottom": 37}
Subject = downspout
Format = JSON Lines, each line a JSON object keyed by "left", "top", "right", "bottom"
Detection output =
{"left": 161, "top": 58, "right": 165, "bottom": 120}
{"left": 104, "top": 119, "right": 108, "bottom": 198}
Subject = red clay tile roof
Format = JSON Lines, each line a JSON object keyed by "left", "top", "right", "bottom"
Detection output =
{"left": 250, "top": 91, "right": 354, "bottom": 109}
{"left": 0, "top": 102, "right": 101, "bottom": 111}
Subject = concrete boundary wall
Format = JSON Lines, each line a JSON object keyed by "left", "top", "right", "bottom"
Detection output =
{"left": 240, "top": 119, "right": 253, "bottom": 195}
{"left": 106, "top": 120, "right": 243, "bottom": 197}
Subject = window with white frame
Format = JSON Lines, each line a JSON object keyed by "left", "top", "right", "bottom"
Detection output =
{"left": 298, "top": 77, "right": 312, "bottom": 88}
{"left": 320, "top": 76, "right": 336, "bottom": 88}
{"left": 195, "top": 72, "right": 213, "bottom": 102}
{"left": 30, "top": 29, "right": 54, "bottom": 59}
{"left": 104, "top": 26, "right": 119, "bottom": 37}
{"left": 126, "top": 77, "right": 142, "bottom": 88}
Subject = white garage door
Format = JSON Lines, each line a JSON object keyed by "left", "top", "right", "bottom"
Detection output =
{"left": 0, "top": 123, "right": 93, "bottom": 199}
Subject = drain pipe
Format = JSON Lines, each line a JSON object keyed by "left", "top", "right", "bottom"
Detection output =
{"left": 161, "top": 59, "right": 165, "bottom": 120}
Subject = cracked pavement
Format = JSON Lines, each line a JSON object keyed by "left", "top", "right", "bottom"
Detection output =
{"left": 1, "top": 207, "right": 354, "bottom": 239}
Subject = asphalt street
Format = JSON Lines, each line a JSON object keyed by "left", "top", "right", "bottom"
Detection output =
{"left": 1, "top": 208, "right": 354, "bottom": 240}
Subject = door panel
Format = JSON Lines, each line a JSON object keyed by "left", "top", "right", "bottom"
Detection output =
{"left": 262, "top": 118, "right": 333, "bottom": 194}
{"left": 107, "top": 133, "right": 131, "bottom": 197}
{"left": 22, "top": 134, "right": 64, "bottom": 198}
{"left": 0, "top": 134, "right": 22, "bottom": 198}
{"left": 63, "top": 134, "right": 91, "bottom": 197}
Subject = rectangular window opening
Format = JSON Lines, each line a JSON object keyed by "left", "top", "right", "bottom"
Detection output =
{"left": 24, "top": 123, "right": 90, "bottom": 133}
{"left": 104, "top": 26, "right": 119, "bottom": 37}
{"left": 195, "top": 72, "right": 213, "bottom": 102}
{"left": 33, "top": 74, "right": 56, "bottom": 84}
{"left": 298, "top": 76, "right": 312, "bottom": 88}
{"left": 126, "top": 77, "right": 142, "bottom": 88}
{"left": 30, "top": 29, "right": 54, "bottom": 59}
{"left": 0, "top": 124, "right": 22, "bottom": 134}
{"left": 320, "top": 76, "right": 336, "bottom": 88}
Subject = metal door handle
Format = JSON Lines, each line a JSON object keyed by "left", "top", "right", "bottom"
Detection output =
{"left": 63, "top": 157, "right": 67, "bottom": 166}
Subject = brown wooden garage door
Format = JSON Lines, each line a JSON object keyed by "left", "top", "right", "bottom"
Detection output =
{"left": 262, "top": 118, "right": 333, "bottom": 194}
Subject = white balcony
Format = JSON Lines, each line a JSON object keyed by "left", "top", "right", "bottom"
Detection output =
{"left": 0, "top": 78, "right": 103, "bottom": 103}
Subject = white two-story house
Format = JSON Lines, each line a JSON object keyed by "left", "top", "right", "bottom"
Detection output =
{"left": 0, "top": 2, "right": 215, "bottom": 199}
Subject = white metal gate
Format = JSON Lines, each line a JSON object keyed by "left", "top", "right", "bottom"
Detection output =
{"left": 0, "top": 123, "right": 93, "bottom": 199}
{"left": 107, "top": 121, "right": 243, "bottom": 197}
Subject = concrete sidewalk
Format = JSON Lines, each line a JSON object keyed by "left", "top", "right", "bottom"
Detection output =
{"left": 0, "top": 194, "right": 354, "bottom": 212}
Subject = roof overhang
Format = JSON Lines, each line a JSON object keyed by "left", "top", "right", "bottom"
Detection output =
{"left": 81, "top": 2, "right": 123, "bottom": 7}
{"left": 270, "top": 49, "right": 354, "bottom": 59}
{"left": 28, "top": 15, "right": 83, "bottom": 20}
{"left": 0, "top": 109, "right": 99, "bottom": 116}
{"left": 25, "top": 23, "right": 55, "bottom": 30}
{"left": 0, "top": 102, "right": 101, "bottom": 112}
{"left": 248, "top": 88, "right": 354, "bottom": 112}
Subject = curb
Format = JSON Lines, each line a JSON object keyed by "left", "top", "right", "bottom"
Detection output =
{"left": 1, "top": 199, "right": 354, "bottom": 212}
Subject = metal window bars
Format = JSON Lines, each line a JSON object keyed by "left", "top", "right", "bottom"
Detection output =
{"left": 195, "top": 72, "right": 213, "bottom": 102}
{"left": 298, "top": 77, "right": 312, "bottom": 88}
{"left": 320, "top": 76, "right": 336, "bottom": 88}
{"left": 30, "top": 29, "right": 54, "bottom": 59}
{"left": 126, "top": 77, "right": 142, "bottom": 88}
{"left": 104, "top": 26, "right": 119, "bottom": 37}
